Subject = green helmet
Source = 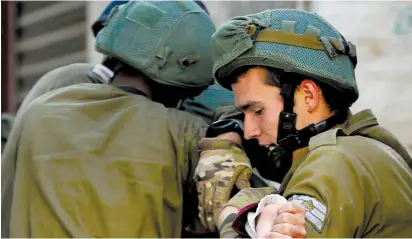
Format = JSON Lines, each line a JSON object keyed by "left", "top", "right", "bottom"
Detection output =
{"left": 212, "top": 9, "right": 359, "bottom": 104}
{"left": 95, "top": 1, "right": 216, "bottom": 89}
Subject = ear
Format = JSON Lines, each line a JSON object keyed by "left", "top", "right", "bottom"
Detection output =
{"left": 299, "top": 79, "right": 321, "bottom": 113}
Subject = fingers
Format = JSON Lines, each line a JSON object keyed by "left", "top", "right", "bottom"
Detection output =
{"left": 277, "top": 202, "right": 306, "bottom": 216}
{"left": 255, "top": 204, "right": 281, "bottom": 238}
{"left": 264, "top": 231, "right": 293, "bottom": 238}
{"left": 235, "top": 167, "right": 251, "bottom": 189}
{"left": 271, "top": 223, "right": 307, "bottom": 238}
{"left": 273, "top": 211, "right": 306, "bottom": 227}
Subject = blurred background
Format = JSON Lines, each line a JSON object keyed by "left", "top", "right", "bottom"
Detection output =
{"left": 1, "top": 1, "right": 411, "bottom": 153}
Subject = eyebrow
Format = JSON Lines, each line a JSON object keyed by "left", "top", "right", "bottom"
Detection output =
{"left": 236, "top": 101, "right": 262, "bottom": 112}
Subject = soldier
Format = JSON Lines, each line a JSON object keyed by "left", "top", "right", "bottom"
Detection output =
{"left": 1, "top": 2, "right": 305, "bottom": 238}
{"left": 1, "top": 1, "right": 236, "bottom": 237}
{"left": 195, "top": 8, "right": 412, "bottom": 237}
{"left": 92, "top": 0, "right": 234, "bottom": 126}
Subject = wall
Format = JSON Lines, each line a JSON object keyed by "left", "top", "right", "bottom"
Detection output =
{"left": 311, "top": 1, "right": 412, "bottom": 153}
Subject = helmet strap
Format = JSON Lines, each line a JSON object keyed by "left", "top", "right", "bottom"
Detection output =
{"left": 276, "top": 80, "right": 348, "bottom": 152}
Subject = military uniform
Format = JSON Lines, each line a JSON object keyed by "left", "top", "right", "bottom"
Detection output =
{"left": 1, "top": 34, "right": 234, "bottom": 239}
{"left": 18, "top": 63, "right": 106, "bottom": 115}
{"left": 3, "top": 83, "right": 208, "bottom": 237}
{"left": 196, "top": 7, "right": 412, "bottom": 238}
{"left": 1, "top": 63, "right": 104, "bottom": 154}
{"left": 1, "top": 63, "right": 110, "bottom": 237}
{"left": 280, "top": 109, "right": 412, "bottom": 237}
{"left": 225, "top": 110, "right": 412, "bottom": 237}
{"left": 2, "top": 1, "right": 223, "bottom": 237}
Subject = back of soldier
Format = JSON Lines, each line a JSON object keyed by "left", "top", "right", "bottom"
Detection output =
{"left": 16, "top": 63, "right": 101, "bottom": 115}
{"left": 5, "top": 1, "right": 217, "bottom": 237}
{"left": 10, "top": 83, "right": 207, "bottom": 237}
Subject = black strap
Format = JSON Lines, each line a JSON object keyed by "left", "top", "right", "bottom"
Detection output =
{"left": 296, "top": 109, "right": 348, "bottom": 148}
{"left": 277, "top": 81, "right": 348, "bottom": 151}
{"left": 280, "top": 83, "right": 295, "bottom": 113}
{"left": 117, "top": 86, "right": 148, "bottom": 97}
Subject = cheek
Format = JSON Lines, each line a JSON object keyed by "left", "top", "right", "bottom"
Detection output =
{"left": 293, "top": 98, "right": 307, "bottom": 130}
{"left": 261, "top": 104, "right": 282, "bottom": 140}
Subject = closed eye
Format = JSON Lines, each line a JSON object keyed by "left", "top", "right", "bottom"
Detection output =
{"left": 255, "top": 109, "right": 263, "bottom": 115}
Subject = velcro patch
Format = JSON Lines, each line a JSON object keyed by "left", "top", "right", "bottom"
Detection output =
{"left": 290, "top": 195, "right": 327, "bottom": 232}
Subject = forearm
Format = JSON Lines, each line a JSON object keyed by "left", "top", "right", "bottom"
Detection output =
{"left": 218, "top": 207, "right": 240, "bottom": 238}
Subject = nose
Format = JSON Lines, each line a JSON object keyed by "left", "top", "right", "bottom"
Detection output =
{"left": 244, "top": 113, "right": 260, "bottom": 140}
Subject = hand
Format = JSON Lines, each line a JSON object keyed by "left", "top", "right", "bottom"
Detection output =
{"left": 217, "top": 187, "right": 278, "bottom": 229}
{"left": 195, "top": 138, "right": 252, "bottom": 232}
{"left": 256, "top": 202, "right": 307, "bottom": 238}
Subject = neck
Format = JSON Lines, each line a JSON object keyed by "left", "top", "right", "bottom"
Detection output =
{"left": 113, "top": 73, "right": 152, "bottom": 98}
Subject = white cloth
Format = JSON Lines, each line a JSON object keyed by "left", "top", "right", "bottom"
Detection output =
{"left": 92, "top": 64, "right": 114, "bottom": 84}
{"left": 245, "top": 194, "right": 287, "bottom": 238}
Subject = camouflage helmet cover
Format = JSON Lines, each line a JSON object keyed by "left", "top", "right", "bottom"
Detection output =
{"left": 212, "top": 9, "right": 359, "bottom": 104}
{"left": 95, "top": 1, "right": 216, "bottom": 89}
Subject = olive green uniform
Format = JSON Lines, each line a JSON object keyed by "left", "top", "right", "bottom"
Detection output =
{"left": 1, "top": 63, "right": 109, "bottom": 237}
{"left": 281, "top": 110, "right": 412, "bottom": 237}
{"left": 17, "top": 63, "right": 104, "bottom": 115}
{"left": 3, "top": 83, "right": 208, "bottom": 237}
{"left": 2, "top": 52, "right": 233, "bottom": 239}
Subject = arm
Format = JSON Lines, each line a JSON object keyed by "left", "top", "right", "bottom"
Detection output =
{"left": 282, "top": 149, "right": 372, "bottom": 237}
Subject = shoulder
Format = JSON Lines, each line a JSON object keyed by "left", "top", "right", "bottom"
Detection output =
{"left": 164, "top": 106, "right": 208, "bottom": 136}
{"left": 308, "top": 128, "right": 407, "bottom": 170}
{"left": 38, "top": 63, "right": 94, "bottom": 81}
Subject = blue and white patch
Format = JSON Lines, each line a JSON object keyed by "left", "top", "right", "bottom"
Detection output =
{"left": 291, "top": 195, "right": 327, "bottom": 232}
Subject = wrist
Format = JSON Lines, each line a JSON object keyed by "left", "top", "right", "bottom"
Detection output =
{"left": 215, "top": 132, "right": 242, "bottom": 145}
{"left": 217, "top": 206, "right": 239, "bottom": 229}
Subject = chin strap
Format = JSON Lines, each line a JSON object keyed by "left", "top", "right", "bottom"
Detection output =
{"left": 277, "top": 82, "right": 347, "bottom": 152}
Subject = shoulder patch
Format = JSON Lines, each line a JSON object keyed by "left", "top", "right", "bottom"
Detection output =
{"left": 291, "top": 195, "right": 327, "bottom": 232}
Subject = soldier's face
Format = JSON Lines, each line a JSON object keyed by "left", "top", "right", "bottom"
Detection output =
{"left": 232, "top": 67, "right": 283, "bottom": 147}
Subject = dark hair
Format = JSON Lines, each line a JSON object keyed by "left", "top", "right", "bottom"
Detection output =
{"left": 229, "top": 65, "right": 351, "bottom": 112}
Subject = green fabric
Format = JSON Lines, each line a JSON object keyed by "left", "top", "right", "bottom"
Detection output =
{"left": 95, "top": 1, "right": 215, "bottom": 89}
{"left": 247, "top": 24, "right": 325, "bottom": 50}
{"left": 0, "top": 63, "right": 236, "bottom": 238}
{"left": 279, "top": 110, "right": 412, "bottom": 237}
{"left": 211, "top": 9, "right": 358, "bottom": 104}
{"left": 17, "top": 63, "right": 103, "bottom": 117}
{"left": 2, "top": 83, "right": 208, "bottom": 237}
{"left": 1, "top": 63, "right": 107, "bottom": 238}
